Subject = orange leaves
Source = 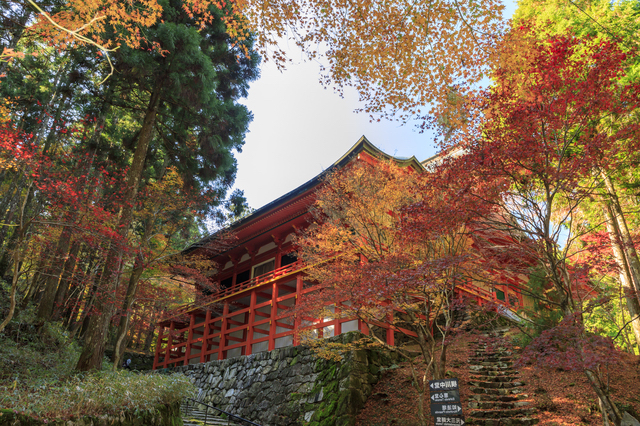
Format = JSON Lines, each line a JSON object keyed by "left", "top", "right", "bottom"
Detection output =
{"left": 30, "top": 1, "right": 146, "bottom": 50}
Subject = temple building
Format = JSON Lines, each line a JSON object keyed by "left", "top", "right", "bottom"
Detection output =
{"left": 153, "top": 137, "right": 524, "bottom": 369}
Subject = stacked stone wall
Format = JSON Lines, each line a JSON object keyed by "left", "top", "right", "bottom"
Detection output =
{"left": 172, "top": 332, "right": 397, "bottom": 426}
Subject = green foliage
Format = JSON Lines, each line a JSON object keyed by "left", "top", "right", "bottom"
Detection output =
{"left": 513, "top": 0, "right": 640, "bottom": 84}
{"left": 584, "top": 285, "right": 639, "bottom": 354}
{"left": 509, "top": 267, "right": 564, "bottom": 347}
{"left": 0, "top": 308, "right": 195, "bottom": 420}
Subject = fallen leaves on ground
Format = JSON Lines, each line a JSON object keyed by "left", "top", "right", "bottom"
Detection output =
{"left": 356, "top": 330, "right": 640, "bottom": 425}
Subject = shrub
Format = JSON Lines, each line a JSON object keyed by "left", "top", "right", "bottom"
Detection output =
{"left": 0, "top": 305, "right": 195, "bottom": 420}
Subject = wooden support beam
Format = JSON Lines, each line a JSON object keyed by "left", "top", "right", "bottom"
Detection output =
{"left": 164, "top": 321, "right": 175, "bottom": 368}
{"left": 277, "top": 283, "right": 297, "bottom": 294}
{"left": 245, "top": 288, "right": 257, "bottom": 355}
{"left": 200, "top": 309, "right": 211, "bottom": 364}
{"left": 268, "top": 282, "right": 278, "bottom": 351}
{"left": 218, "top": 302, "right": 229, "bottom": 360}
{"left": 254, "top": 310, "right": 271, "bottom": 318}
{"left": 184, "top": 312, "right": 195, "bottom": 366}
{"left": 293, "top": 274, "right": 302, "bottom": 345}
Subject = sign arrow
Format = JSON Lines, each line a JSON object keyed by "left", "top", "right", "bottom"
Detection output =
{"left": 429, "top": 378, "right": 459, "bottom": 391}
{"left": 434, "top": 416, "right": 465, "bottom": 426}
{"left": 431, "top": 403, "right": 463, "bottom": 415}
{"left": 430, "top": 390, "right": 460, "bottom": 403}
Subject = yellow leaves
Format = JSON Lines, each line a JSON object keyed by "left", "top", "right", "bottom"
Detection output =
{"left": 302, "top": 158, "right": 419, "bottom": 268}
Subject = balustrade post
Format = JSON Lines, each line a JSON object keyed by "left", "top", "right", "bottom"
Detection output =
{"left": 268, "top": 282, "right": 278, "bottom": 351}
{"left": 184, "top": 312, "right": 195, "bottom": 366}
{"left": 218, "top": 302, "right": 230, "bottom": 360}
{"left": 164, "top": 321, "right": 175, "bottom": 368}
{"left": 245, "top": 288, "right": 257, "bottom": 355}
{"left": 200, "top": 309, "right": 211, "bottom": 363}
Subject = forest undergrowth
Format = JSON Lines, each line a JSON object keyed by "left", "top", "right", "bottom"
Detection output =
{"left": 0, "top": 285, "right": 195, "bottom": 421}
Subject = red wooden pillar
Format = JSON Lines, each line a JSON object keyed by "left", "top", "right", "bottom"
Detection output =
{"left": 184, "top": 312, "right": 195, "bottom": 366}
{"left": 386, "top": 313, "right": 394, "bottom": 346}
{"left": 200, "top": 309, "right": 211, "bottom": 364}
{"left": 274, "top": 238, "right": 282, "bottom": 269}
{"left": 335, "top": 304, "right": 342, "bottom": 336}
{"left": 268, "top": 281, "right": 278, "bottom": 351}
{"left": 245, "top": 288, "right": 257, "bottom": 355}
{"left": 293, "top": 274, "right": 303, "bottom": 345}
{"left": 231, "top": 258, "right": 238, "bottom": 287}
{"left": 359, "top": 319, "right": 369, "bottom": 336}
{"left": 153, "top": 324, "right": 164, "bottom": 369}
{"left": 218, "top": 302, "right": 230, "bottom": 360}
{"left": 164, "top": 321, "right": 175, "bottom": 368}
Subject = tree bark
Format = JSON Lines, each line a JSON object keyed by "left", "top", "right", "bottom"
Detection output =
{"left": 112, "top": 260, "right": 145, "bottom": 370}
{"left": 602, "top": 202, "right": 640, "bottom": 348}
{"left": 584, "top": 368, "right": 622, "bottom": 426}
{"left": 37, "top": 227, "right": 73, "bottom": 320}
{"left": 76, "top": 82, "right": 163, "bottom": 371}
{"left": 601, "top": 171, "right": 640, "bottom": 303}
{"left": 52, "top": 241, "right": 82, "bottom": 320}
{"left": 0, "top": 181, "right": 32, "bottom": 333}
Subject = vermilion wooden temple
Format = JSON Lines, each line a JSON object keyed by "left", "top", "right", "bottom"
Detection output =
{"left": 153, "top": 137, "right": 524, "bottom": 369}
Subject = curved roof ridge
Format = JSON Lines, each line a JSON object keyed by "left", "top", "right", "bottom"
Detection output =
{"left": 185, "top": 136, "right": 424, "bottom": 253}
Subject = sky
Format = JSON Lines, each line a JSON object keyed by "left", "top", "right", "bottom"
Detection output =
{"left": 232, "top": 1, "right": 518, "bottom": 211}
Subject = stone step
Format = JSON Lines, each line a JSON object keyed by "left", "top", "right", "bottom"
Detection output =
{"left": 475, "top": 361, "right": 514, "bottom": 367}
{"left": 470, "top": 369, "right": 518, "bottom": 377}
{"left": 469, "top": 407, "right": 537, "bottom": 419}
{"left": 470, "top": 364, "right": 514, "bottom": 372}
{"left": 181, "top": 407, "right": 243, "bottom": 426}
{"left": 468, "top": 356, "right": 513, "bottom": 362}
{"left": 468, "top": 394, "right": 528, "bottom": 403}
{"left": 469, "top": 400, "right": 532, "bottom": 410}
{"left": 467, "top": 417, "right": 540, "bottom": 425}
{"left": 469, "top": 374, "right": 520, "bottom": 383}
{"left": 470, "top": 371, "right": 519, "bottom": 379}
{"left": 472, "top": 349, "right": 512, "bottom": 355}
{"left": 469, "top": 380, "right": 525, "bottom": 389}
{"left": 470, "top": 386, "right": 525, "bottom": 396}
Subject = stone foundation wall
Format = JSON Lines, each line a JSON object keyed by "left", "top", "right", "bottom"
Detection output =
{"left": 171, "top": 332, "right": 397, "bottom": 426}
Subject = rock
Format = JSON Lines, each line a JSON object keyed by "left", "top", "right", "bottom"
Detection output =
{"left": 623, "top": 412, "right": 640, "bottom": 426}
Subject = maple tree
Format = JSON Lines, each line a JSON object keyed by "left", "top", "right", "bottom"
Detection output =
{"left": 511, "top": 0, "right": 640, "bottom": 352}
{"left": 436, "top": 26, "right": 640, "bottom": 425}
{"left": 11, "top": 0, "right": 507, "bottom": 122}
{"left": 295, "top": 157, "right": 482, "bottom": 425}
{"left": 0, "top": 0, "right": 256, "bottom": 369}
{"left": 0, "top": 117, "right": 130, "bottom": 333}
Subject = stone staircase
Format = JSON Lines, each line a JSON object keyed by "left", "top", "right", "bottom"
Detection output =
{"left": 466, "top": 328, "right": 538, "bottom": 426}
{"left": 181, "top": 404, "right": 243, "bottom": 426}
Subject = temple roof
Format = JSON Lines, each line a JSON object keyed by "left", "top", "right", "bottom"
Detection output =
{"left": 185, "top": 135, "right": 424, "bottom": 256}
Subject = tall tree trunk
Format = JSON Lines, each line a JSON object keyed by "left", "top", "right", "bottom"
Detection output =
{"left": 142, "top": 311, "right": 159, "bottom": 353}
{"left": 0, "top": 181, "right": 33, "bottom": 333}
{"left": 52, "top": 241, "right": 82, "bottom": 321}
{"left": 76, "top": 83, "right": 163, "bottom": 371}
{"left": 583, "top": 367, "right": 623, "bottom": 426}
{"left": 602, "top": 203, "right": 640, "bottom": 348}
{"left": 601, "top": 171, "right": 640, "bottom": 303}
{"left": 112, "top": 260, "right": 145, "bottom": 370}
{"left": 37, "top": 227, "right": 73, "bottom": 320}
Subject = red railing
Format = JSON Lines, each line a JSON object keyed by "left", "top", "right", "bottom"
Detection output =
{"left": 161, "top": 260, "right": 305, "bottom": 322}
{"left": 211, "top": 260, "right": 304, "bottom": 301}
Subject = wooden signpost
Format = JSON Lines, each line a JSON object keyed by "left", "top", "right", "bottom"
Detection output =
{"left": 428, "top": 379, "right": 465, "bottom": 426}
